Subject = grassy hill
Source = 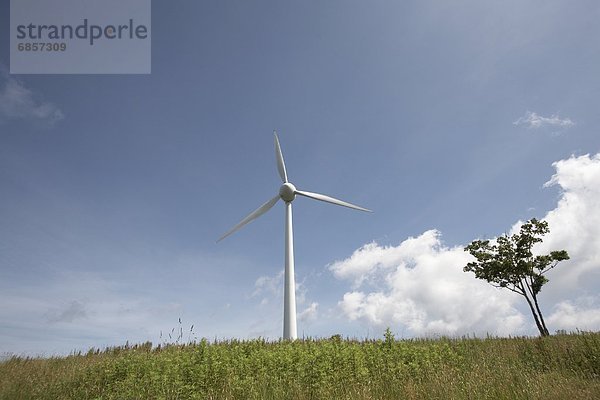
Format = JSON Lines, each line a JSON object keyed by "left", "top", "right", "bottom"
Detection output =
{"left": 1, "top": 331, "right": 599, "bottom": 399}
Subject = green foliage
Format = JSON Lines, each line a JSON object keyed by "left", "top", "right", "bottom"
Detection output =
{"left": 383, "top": 327, "right": 395, "bottom": 348}
{"left": 464, "top": 218, "right": 569, "bottom": 336}
{"left": 464, "top": 219, "right": 568, "bottom": 294}
{"left": 1, "top": 332, "right": 599, "bottom": 399}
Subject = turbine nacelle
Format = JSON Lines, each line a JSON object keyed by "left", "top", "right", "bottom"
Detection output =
{"left": 279, "top": 182, "right": 297, "bottom": 202}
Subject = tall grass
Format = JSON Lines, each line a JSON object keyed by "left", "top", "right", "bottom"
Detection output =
{"left": 1, "top": 331, "right": 598, "bottom": 399}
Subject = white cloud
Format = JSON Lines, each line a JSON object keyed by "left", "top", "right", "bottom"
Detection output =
{"left": 513, "top": 111, "right": 574, "bottom": 130}
{"left": 299, "top": 302, "right": 319, "bottom": 322}
{"left": 330, "top": 231, "right": 525, "bottom": 336}
{"left": 0, "top": 71, "right": 64, "bottom": 125}
{"left": 252, "top": 270, "right": 284, "bottom": 300}
{"left": 252, "top": 269, "right": 309, "bottom": 306}
{"left": 329, "top": 231, "right": 441, "bottom": 289}
{"left": 331, "top": 153, "right": 600, "bottom": 336}
{"left": 538, "top": 154, "right": 600, "bottom": 289}
{"left": 547, "top": 298, "right": 600, "bottom": 332}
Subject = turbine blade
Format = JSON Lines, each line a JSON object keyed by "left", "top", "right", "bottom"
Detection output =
{"left": 274, "top": 131, "right": 288, "bottom": 183}
{"left": 217, "top": 195, "right": 280, "bottom": 242}
{"left": 295, "top": 190, "right": 372, "bottom": 212}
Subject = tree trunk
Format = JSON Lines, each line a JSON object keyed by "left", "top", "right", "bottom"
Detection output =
{"left": 531, "top": 293, "right": 550, "bottom": 336}
{"left": 521, "top": 289, "right": 547, "bottom": 336}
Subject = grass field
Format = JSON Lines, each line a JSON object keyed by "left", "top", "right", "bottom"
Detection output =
{"left": 1, "top": 331, "right": 599, "bottom": 399}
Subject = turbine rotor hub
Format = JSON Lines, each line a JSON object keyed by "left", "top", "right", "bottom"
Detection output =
{"left": 279, "top": 182, "right": 296, "bottom": 202}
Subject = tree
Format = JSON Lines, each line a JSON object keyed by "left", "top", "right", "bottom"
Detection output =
{"left": 464, "top": 219, "right": 569, "bottom": 336}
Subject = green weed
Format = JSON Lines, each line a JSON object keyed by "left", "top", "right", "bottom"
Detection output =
{"left": 1, "top": 332, "right": 599, "bottom": 399}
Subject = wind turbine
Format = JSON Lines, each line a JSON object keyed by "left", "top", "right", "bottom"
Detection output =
{"left": 218, "top": 132, "right": 371, "bottom": 340}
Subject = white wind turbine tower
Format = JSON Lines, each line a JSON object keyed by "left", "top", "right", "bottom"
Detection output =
{"left": 218, "top": 132, "right": 371, "bottom": 340}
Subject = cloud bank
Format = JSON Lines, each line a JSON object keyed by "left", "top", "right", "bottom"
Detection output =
{"left": 540, "top": 154, "right": 600, "bottom": 283}
{"left": 330, "top": 231, "right": 525, "bottom": 336}
{"left": 331, "top": 153, "right": 600, "bottom": 336}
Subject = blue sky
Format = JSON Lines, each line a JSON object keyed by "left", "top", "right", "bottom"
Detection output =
{"left": 1, "top": 0, "right": 600, "bottom": 356}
